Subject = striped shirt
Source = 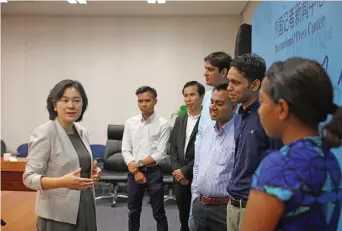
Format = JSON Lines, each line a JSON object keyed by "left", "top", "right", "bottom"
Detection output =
{"left": 191, "top": 119, "right": 235, "bottom": 199}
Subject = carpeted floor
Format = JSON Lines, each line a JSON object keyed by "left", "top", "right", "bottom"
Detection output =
{"left": 96, "top": 195, "right": 180, "bottom": 231}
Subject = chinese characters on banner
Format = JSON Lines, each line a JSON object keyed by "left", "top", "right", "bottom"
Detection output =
{"left": 275, "top": 1, "right": 324, "bottom": 38}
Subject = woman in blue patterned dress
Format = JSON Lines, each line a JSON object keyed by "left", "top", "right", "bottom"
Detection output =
{"left": 241, "top": 58, "right": 342, "bottom": 231}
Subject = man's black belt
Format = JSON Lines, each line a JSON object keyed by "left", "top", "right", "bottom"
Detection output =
{"left": 229, "top": 197, "right": 247, "bottom": 208}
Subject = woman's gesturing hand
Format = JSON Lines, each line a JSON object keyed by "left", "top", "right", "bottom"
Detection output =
{"left": 60, "top": 168, "right": 94, "bottom": 190}
{"left": 92, "top": 160, "right": 102, "bottom": 182}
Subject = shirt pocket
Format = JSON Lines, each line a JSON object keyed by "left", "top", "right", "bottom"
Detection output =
{"left": 247, "top": 128, "right": 262, "bottom": 138}
{"left": 216, "top": 146, "right": 234, "bottom": 166}
{"left": 48, "top": 188, "right": 69, "bottom": 198}
{"left": 149, "top": 127, "right": 160, "bottom": 143}
{"left": 246, "top": 129, "right": 266, "bottom": 147}
{"left": 245, "top": 129, "right": 269, "bottom": 157}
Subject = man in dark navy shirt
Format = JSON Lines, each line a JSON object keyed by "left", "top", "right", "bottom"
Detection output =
{"left": 225, "top": 54, "right": 283, "bottom": 231}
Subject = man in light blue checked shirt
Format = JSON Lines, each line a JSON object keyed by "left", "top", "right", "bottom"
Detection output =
{"left": 189, "top": 51, "right": 232, "bottom": 231}
{"left": 191, "top": 83, "right": 236, "bottom": 231}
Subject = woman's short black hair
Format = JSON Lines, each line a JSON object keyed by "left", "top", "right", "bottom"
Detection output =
{"left": 265, "top": 58, "right": 342, "bottom": 147}
{"left": 46, "top": 79, "right": 88, "bottom": 122}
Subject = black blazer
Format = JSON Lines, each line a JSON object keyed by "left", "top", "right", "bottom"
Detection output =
{"left": 169, "top": 114, "right": 199, "bottom": 181}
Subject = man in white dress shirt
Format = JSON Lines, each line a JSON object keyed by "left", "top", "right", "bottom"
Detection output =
{"left": 122, "top": 86, "right": 170, "bottom": 231}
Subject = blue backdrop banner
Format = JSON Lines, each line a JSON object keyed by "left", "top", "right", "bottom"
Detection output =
{"left": 252, "top": 1, "right": 342, "bottom": 170}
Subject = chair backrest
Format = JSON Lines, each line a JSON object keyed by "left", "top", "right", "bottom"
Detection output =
{"left": 1, "top": 140, "right": 7, "bottom": 156}
{"left": 17, "top": 143, "right": 29, "bottom": 157}
{"left": 107, "top": 125, "right": 124, "bottom": 140}
{"left": 159, "top": 134, "right": 173, "bottom": 175}
{"left": 159, "top": 157, "right": 173, "bottom": 175}
{"left": 103, "top": 125, "right": 128, "bottom": 172}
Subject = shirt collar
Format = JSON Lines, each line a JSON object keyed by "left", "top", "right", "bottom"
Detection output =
{"left": 188, "top": 112, "right": 201, "bottom": 119}
{"left": 140, "top": 113, "right": 156, "bottom": 123}
{"left": 188, "top": 110, "right": 201, "bottom": 118}
{"left": 238, "top": 99, "right": 259, "bottom": 117}
{"left": 214, "top": 117, "right": 234, "bottom": 135}
{"left": 205, "top": 88, "right": 214, "bottom": 96}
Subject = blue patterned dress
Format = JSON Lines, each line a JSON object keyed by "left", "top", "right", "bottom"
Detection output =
{"left": 252, "top": 136, "right": 342, "bottom": 231}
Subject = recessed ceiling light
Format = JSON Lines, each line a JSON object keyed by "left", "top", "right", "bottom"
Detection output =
{"left": 0, "top": 0, "right": 8, "bottom": 2}
{"left": 157, "top": 0, "right": 166, "bottom": 3}
{"left": 147, "top": 0, "right": 157, "bottom": 3}
{"left": 67, "top": 0, "right": 77, "bottom": 4}
{"left": 77, "top": 0, "right": 87, "bottom": 4}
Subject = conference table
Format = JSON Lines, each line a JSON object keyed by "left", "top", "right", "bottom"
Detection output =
{"left": 1, "top": 157, "right": 37, "bottom": 231}
{"left": 1, "top": 157, "right": 32, "bottom": 191}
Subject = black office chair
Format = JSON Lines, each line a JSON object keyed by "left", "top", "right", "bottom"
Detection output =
{"left": 160, "top": 137, "right": 177, "bottom": 204}
{"left": 95, "top": 125, "right": 128, "bottom": 207}
{"left": 1, "top": 140, "right": 7, "bottom": 157}
{"left": 160, "top": 157, "right": 176, "bottom": 204}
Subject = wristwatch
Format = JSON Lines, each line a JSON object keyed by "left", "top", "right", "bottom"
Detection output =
{"left": 138, "top": 160, "right": 145, "bottom": 170}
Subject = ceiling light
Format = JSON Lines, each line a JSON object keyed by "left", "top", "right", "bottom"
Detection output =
{"left": 0, "top": 0, "right": 8, "bottom": 3}
{"left": 147, "top": 0, "right": 157, "bottom": 3}
{"left": 157, "top": 0, "right": 166, "bottom": 3}
{"left": 67, "top": 0, "right": 77, "bottom": 4}
{"left": 77, "top": 0, "right": 87, "bottom": 4}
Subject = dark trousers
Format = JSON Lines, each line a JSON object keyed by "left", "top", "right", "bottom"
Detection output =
{"left": 174, "top": 182, "right": 192, "bottom": 231}
{"left": 192, "top": 197, "right": 227, "bottom": 231}
{"left": 127, "top": 167, "right": 168, "bottom": 231}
